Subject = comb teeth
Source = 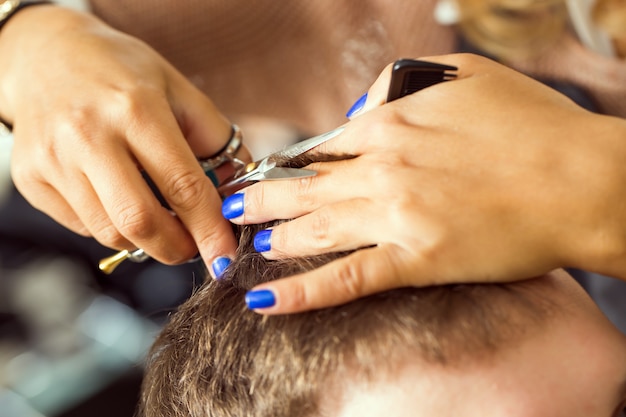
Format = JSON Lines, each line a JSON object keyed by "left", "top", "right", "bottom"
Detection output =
{"left": 386, "top": 59, "right": 458, "bottom": 102}
{"left": 401, "top": 70, "right": 457, "bottom": 95}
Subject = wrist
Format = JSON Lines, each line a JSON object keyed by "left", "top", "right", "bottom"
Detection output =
{"left": 566, "top": 114, "right": 626, "bottom": 279}
{"left": 0, "top": 3, "right": 93, "bottom": 122}
{"left": 0, "top": 2, "right": 55, "bottom": 122}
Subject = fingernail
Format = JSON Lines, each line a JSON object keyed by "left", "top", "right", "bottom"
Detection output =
{"left": 211, "top": 256, "right": 231, "bottom": 279}
{"left": 222, "top": 193, "right": 244, "bottom": 219}
{"left": 346, "top": 93, "right": 368, "bottom": 118}
{"left": 254, "top": 229, "right": 272, "bottom": 252}
{"left": 245, "top": 289, "right": 276, "bottom": 309}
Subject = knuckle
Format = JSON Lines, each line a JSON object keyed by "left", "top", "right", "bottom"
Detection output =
{"left": 308, "top": 209, "right": 338, "bottom": 251}
{"left": 244, "top": 183, "right": 266, "bottom": 214}
{"left": 163, "top": 169, "right": 207, "bottom": 210}
{"left": 194, "top": 228, "right": 226, "bottom": 257}
{"left": 453, "top": 52, "right": 483, "bottom": 67}
{"left": 10, "top": 163, "right": 39, "bottom": 189}
{"left": 268, "top": 225, "right": 288, "bottom": 253}
{"left": 109, "top": 83, "right": 167, "bottom": 127}
{"left": 354, "top": 112, "right": 404, "bottom": 148}
{"left": 366, "top": 152, "right": 404, "bottom": 176}
{"left": 289, "top": 174, "right": 318, "bottom": 208}
{"left": 112, "top": 201, "right": 157, "bottom": 241}
{"left": 93, "top": 221, "right": 130, "bottom": 249}
{"left": 58, "top": 107, "right": 96, "bottom": 140}
{"left": 284, "top": 282, "right": 310, "bottom": 311}
{"left": 362, "top": 153, "right": 406, "bottom": 194}
{"left": 110, "top": 86, "right": 149, "bottom": 120}
{"left": 72, "top": 223, "right": 92, "bottom": 238}
{"left": 332, "top": 261, "right": 365, "bottom": 299}
{"left": 156, "top": 246, "right": 196, "bottom": 265}
{"left": 48, "top": 108, "right": 102, "bottom": 157}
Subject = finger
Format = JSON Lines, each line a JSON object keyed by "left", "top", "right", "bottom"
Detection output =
{"left": 17, "top": 181, "right": 91, "bottom": 237}
{"left": 362, "top": 53, "right": 482, "bottom": 110}
{"left": 82, "top": 146, "right": 198, "bottom": 261}
{"left": 169, "top": 71, "right": 253, "bottom": 185}
{"left": 224, "top": 157, "right": 367, "bottom": 224}
{"left": 328, "top": 53, "right": 485, "bottom": 155}
{"left": 168, "top": 76, "right": 232, "bottom": 157}
{"left": 318, "top": 98, "right": 434, "bottom": 157}
{"left": 351, "top": 62, "right": 393, "bottom": 117}
{"left": 252, "top": 199, "right": 379, "bottom": 259}
{"left": 125, "top": 93, "right": 237, "bottom": 263}
{"left": 227, "top": 143, "right": 422, "bottom": 226}
{"left": 416, "top": 53, "right": 484, "bottom": 79}
{"left": 212, "top": 143, "right": 253, "bottom": 185}
{"left": 244, "top": 244, "right": 419, "bottom": 314}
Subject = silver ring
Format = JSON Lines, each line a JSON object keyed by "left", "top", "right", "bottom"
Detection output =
{"left": 199, "top": 124, "right": 245, "bottom": 171}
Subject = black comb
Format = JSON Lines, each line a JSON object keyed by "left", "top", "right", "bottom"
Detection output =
{"left": 387, "top": 59, "right": 458, "bottom": 102}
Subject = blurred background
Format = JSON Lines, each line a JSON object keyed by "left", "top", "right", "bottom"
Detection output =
{"left": 0, "top": 129, "right": 204, "bottom": 417}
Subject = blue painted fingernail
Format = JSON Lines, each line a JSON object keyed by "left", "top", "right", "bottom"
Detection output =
{"left": 254, "top": 229, "right": 272, "bottom": 252}
{"left": 222, "top": 193, "right": 244, "bottom": 219}
{"left": 346, "top": 93, "right": 368, "bottom": 118}
{"left": 211, "top": 256, "right": 231, "bottom": 279}
{"left": 245, "top": 289, "right": 276, "bottom": 309}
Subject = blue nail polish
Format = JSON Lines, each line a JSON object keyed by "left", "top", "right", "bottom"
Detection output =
{"left": 254, "top": 229, "right": 272, "bottom": 252}
{"left": 346, "top": 93, "right": 368, "bottom": 118}
{"left": 245, "top": 289, "right": 276, "bottom": 309}
{"left": 222, "top": 193, "right": 244, "bottom": 219}
{"left": 211, "top": 256, "right": 231, "bottom": 279}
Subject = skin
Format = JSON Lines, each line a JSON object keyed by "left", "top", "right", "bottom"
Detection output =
{"left": 0, "top": 6, "right": 248, "bottom": 266}
{"left": 328, "top": 271, "right": 626, "bottom": 417}
{"left": 2, "top": 8, "right": 626, "bottom": 314}
{"left": 234, "top": 54, "right": 626, "bottom": 314}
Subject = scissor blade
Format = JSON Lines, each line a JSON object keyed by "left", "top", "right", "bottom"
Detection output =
{"left": 270, "top": 125, "right": 346, "bottom": 161}
{"left": 260, "top": 167, "right": 317, "bottom": 180}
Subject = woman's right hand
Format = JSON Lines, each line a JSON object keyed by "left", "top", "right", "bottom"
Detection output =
{"left": 0, "top": 5, "right": 241, "bottom": 267}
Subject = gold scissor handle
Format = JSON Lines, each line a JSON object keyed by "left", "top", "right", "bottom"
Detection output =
{"left": 99, "top": 249, "right": 149, "bottom": 275}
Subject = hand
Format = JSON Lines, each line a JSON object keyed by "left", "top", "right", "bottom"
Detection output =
{"left": 227, "top": 53, "right": 626, "bottom": 313}
{"left": 0, "top": 6, "right": 247, "bottom": 266}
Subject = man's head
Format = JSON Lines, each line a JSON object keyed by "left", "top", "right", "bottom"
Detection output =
{"left": 138, "top": 220, "right": 626, "bottom": 417}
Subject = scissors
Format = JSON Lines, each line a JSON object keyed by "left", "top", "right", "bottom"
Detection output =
{"left": 98, "top": 59, "right": 458, "bottom": 274}
{"left": 98, "top": 126, "right": 346, "bottom": 274}
{"left": 215, "top": 125, "right": 346, "bottom": 197}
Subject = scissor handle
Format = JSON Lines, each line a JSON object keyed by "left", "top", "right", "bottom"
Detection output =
{"left": 387, "top": 59, "right": 458, "bottom": 102}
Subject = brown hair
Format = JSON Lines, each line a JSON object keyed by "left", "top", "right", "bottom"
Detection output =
{"left": 138, "top": 220, "right": 558, "bottom": 417}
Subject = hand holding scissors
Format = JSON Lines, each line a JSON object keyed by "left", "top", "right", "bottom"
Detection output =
{"left": 99, "top": 59, "right": 457, "bottom": 274}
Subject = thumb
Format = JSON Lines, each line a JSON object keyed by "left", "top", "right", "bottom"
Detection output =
{"left": 346, "top": 63, "right": 394, "bottom": 119}
{"left": 170, "top": 79, "right": 232, "bottom": 158}
{"left": 347, "top": 53, "right": 483, "bottom": 120}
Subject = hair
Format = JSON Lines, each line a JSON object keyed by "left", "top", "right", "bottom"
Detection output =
{"left": 138, "top": 171, "right": 562, "bottom": 417}
{"left": 455, "top": 0, "right": 626, "bottom": 60}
